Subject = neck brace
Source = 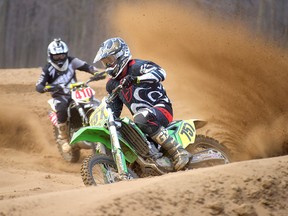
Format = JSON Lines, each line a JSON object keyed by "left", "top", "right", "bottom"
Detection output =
{"left": 51, "top": 59, "right": 69, "bottom": 72}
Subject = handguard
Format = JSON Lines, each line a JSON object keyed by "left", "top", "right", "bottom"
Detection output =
{"left": 44, "top": 85, "right": 60, "bottom": 92}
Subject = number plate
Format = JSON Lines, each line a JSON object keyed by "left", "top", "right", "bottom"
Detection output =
{"left": 178, "top": 120, "right": 196, "bottom": 148}
{"left": 89, "top": 99, "right": 109, "bottom": 126}
{"left": 71, "top": 87, "right": 95, "bottom": 103}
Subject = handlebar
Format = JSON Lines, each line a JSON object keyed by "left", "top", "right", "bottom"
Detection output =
{"left": 86, "top": 71, "right": 107, "bottom": 84}
{"left": 44, "top": 71, "right": 107, "bottom": 92}
{"left": 44, "top": 83, "right": 72, "bottom": 92}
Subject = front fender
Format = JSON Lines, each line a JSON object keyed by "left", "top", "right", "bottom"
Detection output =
{"left": 70, "top": 126, "right": 110, "bottom": 146}
{"left": 70, "top": 126, "right": 138, "bottom": 163}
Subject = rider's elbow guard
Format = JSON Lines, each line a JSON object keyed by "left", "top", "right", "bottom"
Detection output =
{"left": 36, "top": 85, "right": 45, "bottom": 93}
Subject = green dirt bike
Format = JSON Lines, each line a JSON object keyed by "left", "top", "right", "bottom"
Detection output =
{"left": 70, "top": 83, "right": 231, "bottom": 186}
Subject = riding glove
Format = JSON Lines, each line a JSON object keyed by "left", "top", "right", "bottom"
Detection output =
{"left": 120, "top": 75, "right": 139, "bottom": 88}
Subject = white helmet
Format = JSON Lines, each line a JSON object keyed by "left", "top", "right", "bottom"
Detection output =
{"left": 47, "top": 38, "right": 69, "bottom": 71}
{"left": 93, "top": 37, "right": 131, "bottom": 79}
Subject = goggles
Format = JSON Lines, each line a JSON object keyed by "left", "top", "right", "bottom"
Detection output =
{"left": 52, "top": 53, "right": 67, "bottom": 61}
{"left": 101, "top": 55, "right": 117, "bottom": 68}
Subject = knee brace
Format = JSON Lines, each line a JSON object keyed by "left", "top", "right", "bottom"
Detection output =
{"left": 133, "top": 108, "right": 160, "bottom": 135}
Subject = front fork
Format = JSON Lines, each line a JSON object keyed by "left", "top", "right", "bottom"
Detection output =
{"left": 107, "top": 108, "right": 129, "bottom": 179}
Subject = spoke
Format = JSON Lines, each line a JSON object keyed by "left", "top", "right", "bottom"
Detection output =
{"left": 91, "top": 163, "right": 118, "bottom": 185}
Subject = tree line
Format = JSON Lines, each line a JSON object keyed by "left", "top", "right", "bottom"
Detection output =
{"left": 0, "top": 0, "right": 287, "bottom": 68}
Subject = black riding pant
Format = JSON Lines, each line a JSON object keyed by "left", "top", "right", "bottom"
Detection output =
{"left": 133, "top": 105, "right": 173, "bottom": 136}
{"left": 53, "top": 95, "right": 71, "bottom": 123}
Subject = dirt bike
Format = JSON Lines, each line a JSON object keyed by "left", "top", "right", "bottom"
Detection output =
{"left": 70, "top": 83, "right": 232, "bottom": 186}
{"left": 45, "top": 73, "right": 106, "bottom": 163}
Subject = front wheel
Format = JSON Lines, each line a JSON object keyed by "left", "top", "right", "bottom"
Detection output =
{"left": 186, "top": 134, "right": 232, "bottom": 166}
{"left": 81, "top": 154, "right": 137, "bottom": 186}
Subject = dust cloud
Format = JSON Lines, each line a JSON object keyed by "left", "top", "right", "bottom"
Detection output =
{"left": 111, "top": 2, "right": 288, "bottom": 161}
{"left": 0, "top": 105, "right": 49, "bottom": 153}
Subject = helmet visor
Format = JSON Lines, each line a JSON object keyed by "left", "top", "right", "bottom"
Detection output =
{"left": 101, "top": 55, "right": 117, "bottom": 68}
{"left": 52, "top": 53, "right": 67, "bottom": 61}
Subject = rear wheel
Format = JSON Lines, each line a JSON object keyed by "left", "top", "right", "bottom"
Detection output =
{"left": 186, "top": 134, "right": 231, "bottom": 165}
{"left": 81, "top": 154, "right": 137, "bottom": 186}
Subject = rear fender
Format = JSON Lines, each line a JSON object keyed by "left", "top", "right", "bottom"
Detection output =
{"left": 193, "top": 119, "right": 208, "bottom": 129}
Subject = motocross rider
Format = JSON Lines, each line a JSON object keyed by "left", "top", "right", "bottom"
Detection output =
{"left": 36, "top": 38, "right": 106, "bottom": 153}
{"left": 93, "top": 37, "right": 191, "bottom": 171}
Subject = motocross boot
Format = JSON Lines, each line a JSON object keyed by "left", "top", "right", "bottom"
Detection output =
{"left": 151, "top": 127, "right": 191, "bottom": 171}
{"left": 57, "top": 122, "right": 71, "bottom": 153}
{"left": 148, "top": 142, "right": 174, "bottom": 172}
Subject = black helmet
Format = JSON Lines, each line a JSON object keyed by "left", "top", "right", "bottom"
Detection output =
{"left": 47, "top": 38, "right": 69, "bottom": 71}
{"left": 93, "top": 37, "right": 131, "bottom": 78}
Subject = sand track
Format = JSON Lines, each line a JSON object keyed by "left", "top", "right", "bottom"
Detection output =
{"left": 0, "top": 2, "right": 287, "bottom": 216}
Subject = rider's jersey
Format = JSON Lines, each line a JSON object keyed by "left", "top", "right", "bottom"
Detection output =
{"left": 36, "top": 57, "right": 94, "bottom": 97}
{"left": 106, "top": 59, "right": 173, "bottom": 118}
